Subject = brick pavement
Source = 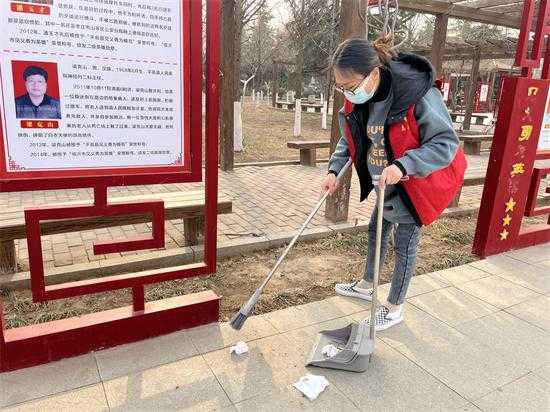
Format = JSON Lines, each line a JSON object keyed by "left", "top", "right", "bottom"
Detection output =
{"left": 0, "top": 154, "right": 547, "bottom": 272}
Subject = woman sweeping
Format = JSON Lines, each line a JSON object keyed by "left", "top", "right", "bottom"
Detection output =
{"left": 321, "top": 37, "right": 467, "bottom": 331}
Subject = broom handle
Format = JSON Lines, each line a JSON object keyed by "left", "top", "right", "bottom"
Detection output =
{"left": 257, "top": 159, "right": 353, "bottom": 292}
{"left": 369, "top": 177, "right": 385, "bottom": 342}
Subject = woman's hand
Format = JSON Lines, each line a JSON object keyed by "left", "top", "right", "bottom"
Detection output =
{"left": 379, "top": 164, "right": 404, "bottom": 189}
{"left": 320, "top": 173, "right": 337, "bottom": 197}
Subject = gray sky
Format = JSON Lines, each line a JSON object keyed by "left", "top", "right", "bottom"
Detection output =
{"left": 266, "top": 0, "right": 290, "bottom": 27}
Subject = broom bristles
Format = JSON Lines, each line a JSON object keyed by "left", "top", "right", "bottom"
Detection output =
{"left": 229, "top": 312, "right": 248, "bottom": 331}
{"left": 229, "top": 289, "right": 261, "bottom": 331}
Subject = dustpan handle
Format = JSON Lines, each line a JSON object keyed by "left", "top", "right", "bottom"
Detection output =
{"left": 369, "top": 177, "right": 385, "bottom": 341}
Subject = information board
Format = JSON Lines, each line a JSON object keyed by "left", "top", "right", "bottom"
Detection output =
{"left": 0, "top": 0, "right": 193, "bottom": 183}
{"left": 480, "top": 84, "right": 489, "bottom": 103}
{"left": 539, "top": 88, "right": 550, "bottom": 151}
{"left": 442, "top": 82, "right": 450, "bottom": 102}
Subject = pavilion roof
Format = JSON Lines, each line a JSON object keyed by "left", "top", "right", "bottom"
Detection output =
{"left": 396, "top": 0, "right": 535, "bottom": 29}
{"left": 407, "top": 38, "right": 518, "bottom": 61}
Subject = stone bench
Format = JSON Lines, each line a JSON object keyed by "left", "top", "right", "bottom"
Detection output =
{"left": 287, "top": 140, "right": 331, "bottom": 167}
{"left": 276, "top": 100, "right": 295, "bottom": 110}
{"left": 0, "top": 191, "right": 233, "bottom": 274}
{"left": 450, "top": 112, "right": 491, "bottom": 125}
{"left": 276, "top": 101, "right": 324, "bottom": 113}
{"left": 457, "top": 133, "right": 493, "bottom": 155}
{"left": 302, "top": 103, "right": 323, "bottom": 113}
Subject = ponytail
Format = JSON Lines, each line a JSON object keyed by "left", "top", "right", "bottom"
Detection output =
{"left": 372, "top": 34, "right": 397, "bottom": 65}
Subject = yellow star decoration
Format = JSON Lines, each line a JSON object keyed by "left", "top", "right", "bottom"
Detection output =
{"left": 503, "top": 215, "right": 512, "bottom": 226}
{"left": 505, "top": 198, "right": 516, "bottom": 213}
{"left": 500, "top": 229, "right": 509, "bottom": 241}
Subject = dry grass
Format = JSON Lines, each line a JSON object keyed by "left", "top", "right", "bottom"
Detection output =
{"left": 235, "top": 98, "right": 332, "bottom": 163}
{"left": 2, "top": 215, "right": 481, "bottom": 328}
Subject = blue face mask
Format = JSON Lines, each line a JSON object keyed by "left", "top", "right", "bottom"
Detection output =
{"left": 344, "top": 87, "right": 376, "bottom": 104}
{"left": 342, "top": 70, "right": 377, "bottom": 104}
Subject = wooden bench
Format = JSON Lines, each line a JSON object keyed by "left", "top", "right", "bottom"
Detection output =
{"left": 0, "top": 191, "right": 232, "bottom": 274}
{"left": 450, "top": 112, "right": 491, "bottom": 125}
{"left": 287, "top": 140, "right": 331, "bottom": 166}
{"left": 450, "top": 174, "right": 485, "bottom": 208}
{"left": 457, "top": 133, "right": 493, "bottom": 155}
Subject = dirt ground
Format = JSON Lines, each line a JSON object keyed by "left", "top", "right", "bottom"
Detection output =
{"left": 3, "top": 215, "right": 485, "bottom": 328}
{"left": 235, "top": 98, "right": 332, "bottom": 163}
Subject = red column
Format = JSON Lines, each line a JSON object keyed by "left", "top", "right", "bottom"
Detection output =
{"left": 473, "top": 77, "right": 549, "bottom": 257}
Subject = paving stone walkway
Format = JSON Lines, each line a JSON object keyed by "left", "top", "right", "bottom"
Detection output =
{"left": 1, "top": 244, "right": 548, "bottom": 411}
{"left": 0, "top": 154, "right": 548, "bottom": 273}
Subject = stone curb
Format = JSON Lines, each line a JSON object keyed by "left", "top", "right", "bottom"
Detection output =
{"left": 234, "top": 159, "right": 329, "bottom": 168}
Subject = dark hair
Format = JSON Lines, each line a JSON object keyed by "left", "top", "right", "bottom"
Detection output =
{"left": 331, "top": 35, "right": 397, "bottom": 76}
{"left": 23, "top": 66, "right": 48, "bottom": 82}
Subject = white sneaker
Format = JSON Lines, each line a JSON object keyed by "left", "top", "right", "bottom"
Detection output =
{"left": 363, "top": 305, "right": 403, "bottom": 331}
{"left": 335, "top": 281, "right": 373, "bottom": 301}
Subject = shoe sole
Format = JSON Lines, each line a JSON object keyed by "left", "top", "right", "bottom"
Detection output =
{"left": 375, "top": 317, "right": 403, "bottom": 331}
{"left": 334, "top": 286, "right": 373, "bottom": 301}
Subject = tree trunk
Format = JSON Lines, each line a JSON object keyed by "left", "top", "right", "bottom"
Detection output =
{"left": 430, "top": 14, "right": 448, "bottom": 77}
{"left": 463, "top": 47, "right": 481, "bottom": 131}
{"left": 233, "top": 0, "right": 243, "bottom": 100}
{"left": 295, "top": 49, "right": 304, "bottom": 100}
{"left": 271, "top": 62, "right": 279, "bottom": 107}
{"left": 325, "top": 0, "right": 363, "bottom": 223}
{"left": 220, "top": 0, "right": 235, "bottom": 171}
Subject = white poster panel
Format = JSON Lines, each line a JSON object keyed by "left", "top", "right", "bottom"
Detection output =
{"left": 0, "top": 1, "right": 184, "bottom": 172}
{"left": 480, "top": 84, "right": 489, "bottom": 102}
{"left": 442, "top": 82, "right": 450, "bottom": 102}
{"left": 539, "top": 88, "right": 550, "bottom": 151}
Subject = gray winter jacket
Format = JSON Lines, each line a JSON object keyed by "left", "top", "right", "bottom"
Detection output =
{"left": 328, "top": 53, "right": 460, "bottom": 224}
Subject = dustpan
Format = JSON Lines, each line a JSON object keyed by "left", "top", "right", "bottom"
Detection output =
{"left": 307, "top": 177, "right": 386, "bottom": 373}
{"left": 306, "top": 322, "right": 374, "bottom": 372}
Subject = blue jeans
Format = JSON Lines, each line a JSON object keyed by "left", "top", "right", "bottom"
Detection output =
{"left": 363, "top": 207, "right": 422, "bottom": 305}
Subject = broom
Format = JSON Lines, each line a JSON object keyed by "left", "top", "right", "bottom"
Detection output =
{"left": 229, "top": 159, "right": 353, "bottom": 330}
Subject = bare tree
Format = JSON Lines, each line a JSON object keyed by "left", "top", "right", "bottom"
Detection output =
{"left": 220, "top": 0, "right": 268, "bottom": 170}
{"left": 234, "top": 0, "right": 269, "bottom": 99}
{"left": 284, "top": 0, "right": 339, "bottom": 99}
{"left": 241, "top": 5, "right": 276, "bottom": 98}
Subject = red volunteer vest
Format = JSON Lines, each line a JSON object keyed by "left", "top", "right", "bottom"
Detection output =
{"left": 343, "top": 101, "right": 467, "bottom": 226}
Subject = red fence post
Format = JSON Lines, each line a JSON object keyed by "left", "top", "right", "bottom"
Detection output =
{"left": 132, "top": 286, "right": 145, "bottom": 312}
{"left": 0, "top": 299, "right": 6, "bottom": 371}
{"left": 204, "top": 0, "right": 221, "bottom": 274}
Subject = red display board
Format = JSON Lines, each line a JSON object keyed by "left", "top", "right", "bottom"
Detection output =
{"left": 0, "top": 0, "right": 221, "bottom": 372}
{"left": 0, "top": 1, "right": 201, "bottom": 191}
{"left": 473, "top": 0, "right": 550, "bottom": 257}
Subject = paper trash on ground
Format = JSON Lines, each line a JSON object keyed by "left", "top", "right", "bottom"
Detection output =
{"left": 230, "top": 341, "right": 249, "bottom": 355}
{"left": 321, "top": 344, "right": 340, "bottom": 358}
{"left": 293, "top": 374, "right": 330, "bottom": 401}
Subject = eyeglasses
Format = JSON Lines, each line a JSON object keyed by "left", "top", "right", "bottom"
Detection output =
{"left": 334, "top": 72, "right": 372, "bottom": 96}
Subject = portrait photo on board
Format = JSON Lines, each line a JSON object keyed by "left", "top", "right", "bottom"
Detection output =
{"left": 12, "top": 61, "right": 61, "bottom": 120}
